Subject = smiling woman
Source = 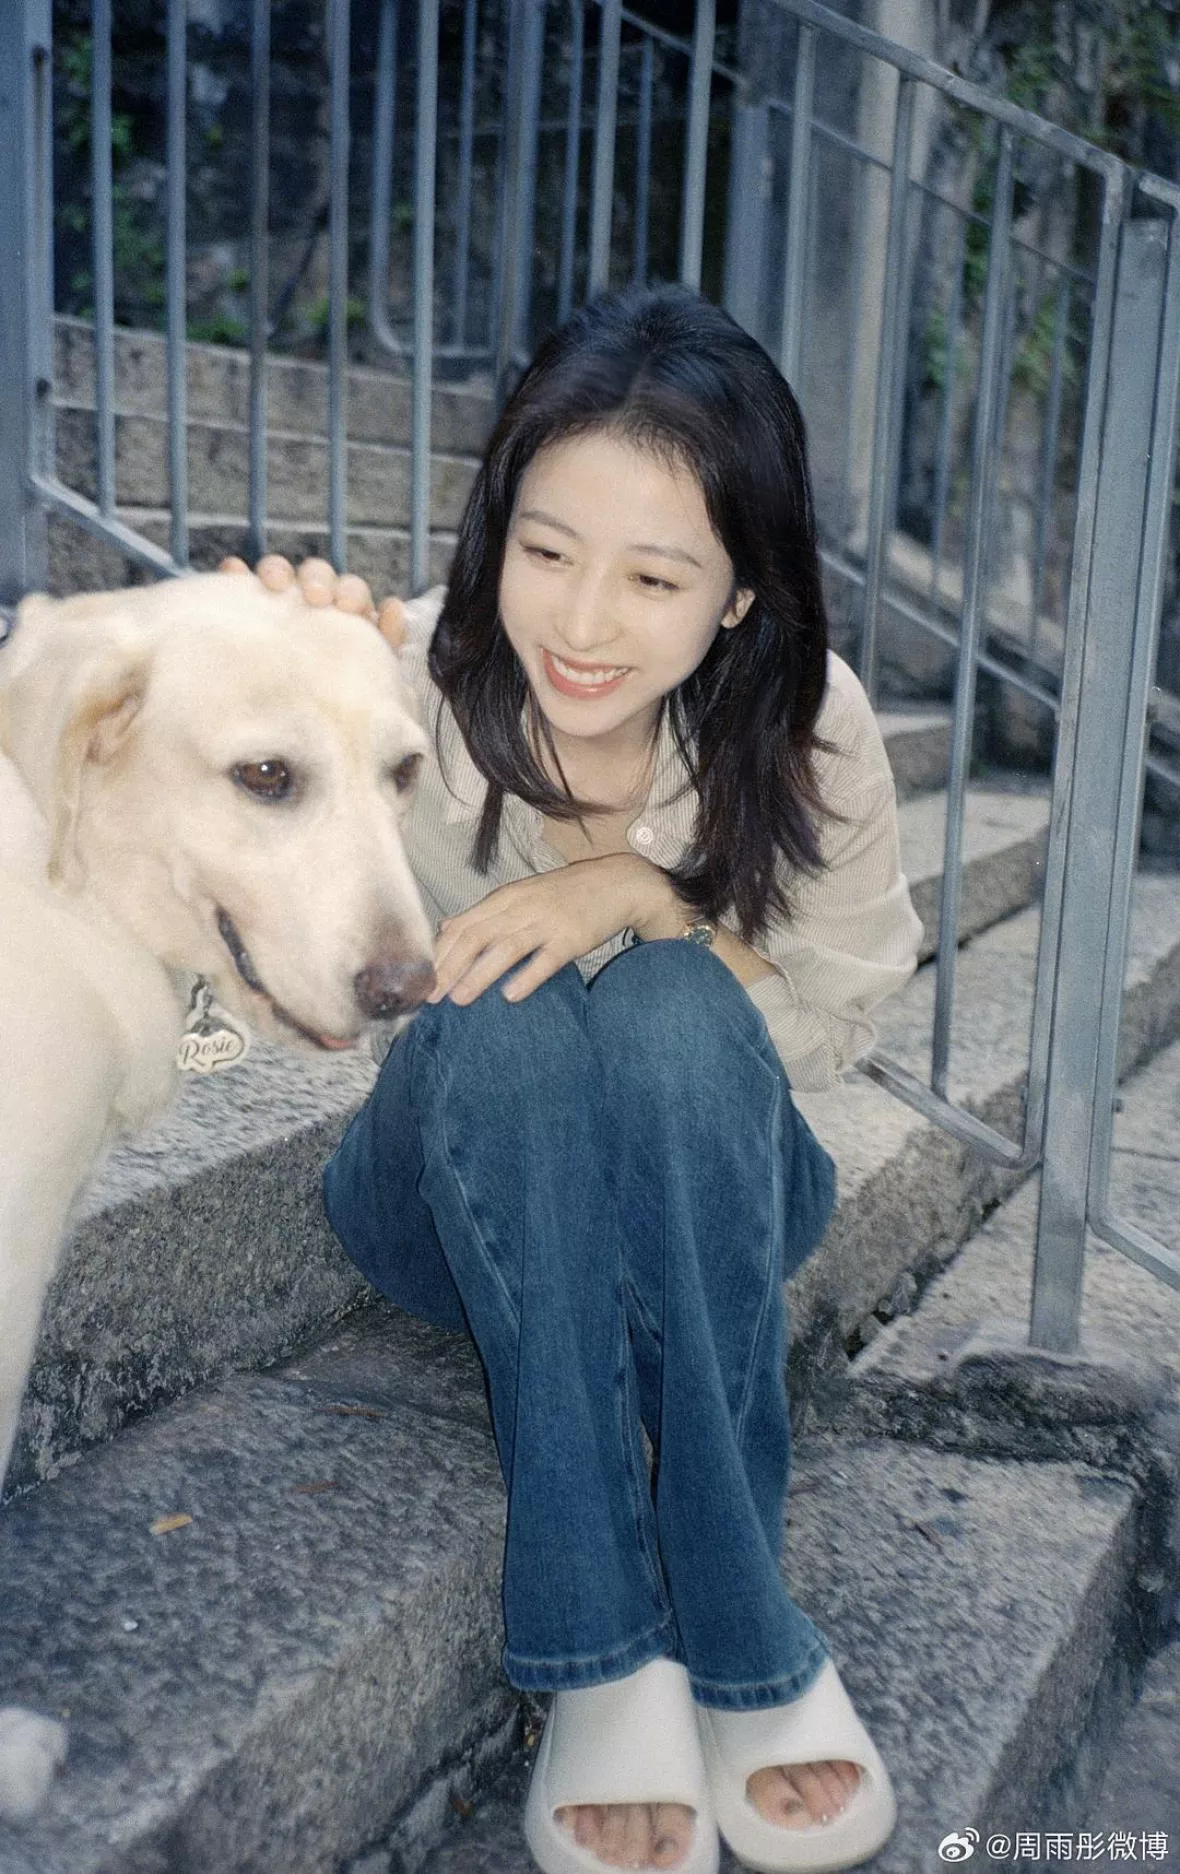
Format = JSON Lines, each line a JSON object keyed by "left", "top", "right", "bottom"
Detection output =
{"left": 309, "top": 284, "right": 921, "bottom": 1874}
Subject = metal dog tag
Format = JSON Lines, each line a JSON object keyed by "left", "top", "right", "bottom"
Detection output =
{"left": 177, "top": 978, "right": 250, "bottom": 1074}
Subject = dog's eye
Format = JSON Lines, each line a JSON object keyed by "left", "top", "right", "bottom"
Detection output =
{"left": 390, "top": 753, "right": 423, "bottom": 793}
{"left": 233, "top": 759, "right": 295, "bottom": 800}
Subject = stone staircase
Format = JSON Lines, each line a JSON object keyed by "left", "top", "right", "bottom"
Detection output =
{"left": 46, "top": 318, "right": 490, "bottom": 595}
{"left": 2, "top": 325, "right": 1178, "bottom": 1874}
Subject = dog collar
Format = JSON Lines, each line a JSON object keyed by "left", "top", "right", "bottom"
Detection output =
{"left": 177, "top": 977, "right": 250, "bottom": 1074}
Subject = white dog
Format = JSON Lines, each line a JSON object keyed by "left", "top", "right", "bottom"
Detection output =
{"left": 0, "top": 570, "right": 434, "bottom": 1821}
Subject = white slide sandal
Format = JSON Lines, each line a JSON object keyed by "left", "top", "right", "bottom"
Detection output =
{"left": 523, "top": 1656, "right": 720, "bottom": 1874}
{"left": 696, "top": 1659, "right": 897, "bottom": 1873}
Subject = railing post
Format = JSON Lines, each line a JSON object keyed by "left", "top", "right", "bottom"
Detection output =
{"left": 494, "top": 0, "right": 544, "bottom": 407}
{"left": 0, "top": 0, "right": 53, "bottom": 607}
{"left": 722, "top": 89, "right": 769, "bottom": 338}
{"left": 1030, "top": 217, "right": 1171, "bottom": 1353}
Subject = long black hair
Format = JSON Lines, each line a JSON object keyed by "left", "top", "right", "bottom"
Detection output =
{"left": 428, "top": 283, "right": 835, "bottom": 941}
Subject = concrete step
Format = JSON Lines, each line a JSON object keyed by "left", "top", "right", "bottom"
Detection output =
{"left": 873, "top": 707, "right": 951, "bottom": 801}
{"left": 0, "top": 1305, "right": 1146, "bottom": 1874}
{"left": 2, "top": 779, "right": 1072, "bottom": 1501}
{"left": 1080, "top": 1637, "right": 1180, "bottom": 1865}
{"left": 900, "top": 785, "right": 1048, "bottom": 961}
{"left": 787, "top": 872, "right": 1180, "bottom": 1366}
{"left": 46, "top": 510, "right": 458, "bottom": 600}
{"left": 405, "top": 1444, "right": 1142, "bottom": 1874}
{"left": 53, "top": 404, "right": 480, "bottom": 530}
{"left": 404, "top": 991, "right": 1180, "bottom": 1874}
{"left": 0, "top": 1310, "right": 515, "bottom": 1874}
{"left": 52, "top": 317, "right": 495, "bottom": 456}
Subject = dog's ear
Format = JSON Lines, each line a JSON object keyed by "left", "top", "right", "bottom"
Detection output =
{"left": 0, "top": 599, "right": 152, "bottom": 885}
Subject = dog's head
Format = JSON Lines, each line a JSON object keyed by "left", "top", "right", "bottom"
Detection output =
{"left": 0, "top": 573, "right": 436, "bottom": 1049}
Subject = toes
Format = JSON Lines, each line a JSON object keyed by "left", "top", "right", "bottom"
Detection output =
{"left": 786, "top": 1761, "right": 837, "bottom": 1822}
{"left": 747, "top": 1763, "right": 810, "bottom": 1828}
{"left": 748, "top": 1760, "right": 863, "bottom": 1828}
{"left": 651, "top": 1802, "right": 692, "bottom": 1866}
{"left": 217, "top": 555, "right": 251, "bottom": 575}
{"left": 598, "top": 1804, "right": 631, "bottom": 1864}
{"left": 553, "top": 1801, "right": 693, "bottom": 1868}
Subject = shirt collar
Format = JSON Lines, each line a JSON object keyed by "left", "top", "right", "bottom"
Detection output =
{"left": 437, "top": 696, "right": 696, "bottom": 857}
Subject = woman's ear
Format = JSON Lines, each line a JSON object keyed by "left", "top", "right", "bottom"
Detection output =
{"left": 721, "top": 588, "right": 755, "bottom": 630}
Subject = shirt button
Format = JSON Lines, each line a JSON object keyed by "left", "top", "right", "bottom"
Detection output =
{"left": 634, "top": 826, "right": 654, "bottom": 847}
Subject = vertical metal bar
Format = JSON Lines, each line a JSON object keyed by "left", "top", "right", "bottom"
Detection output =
{"left": 721, "top": 90, "right": 768, "bottom": 337}
{"left": 1027, "top": 271, "right": 1070, "bottom": 671}
{"left": 838, "top": 144, "right": 869, "bottom": 534}
{"left": 928, "top": 212, "right": 967, "bottom": 602}
{"left": 1019, "top": 187, "right": 1124, "bottom": 1171}
{"left": 247, "top": 0, "right": 271, "bottom": 562}
{"left": 632, "top": 35, "right": 653, "bottom": 285}
{"left": 1088, "top": 214, "right": 1180, "bottom": 1244}
{"left": 858, "top": 73, "right": 916, "bottom": 703}
{"left": 411, "top": 0, "right": 441, "bottom": 593}
{"left": 326, "top": 0, "right": 351, "bottom": 571}
{"left": 165, "top": 0, "right": 189, "bottom": 568}
{"left": 487, "top": 16, "right": 512, "bottom": 367}
{"left": 1031, "top": 216, "right": 1169, "bottom": 1352}
{"left": 92, "top": 0, "right": 116, "bottom": 517}
{"left": 930, "top": 126, "right": 1015, "bottom": 1098}
{"left": 588, "top": 0, "right": 622, "bottom": 295}
{"left": 0, "top": 0, "right": 54, "bottom": 604}
{"left": 494, "top": 0, "right": 544, "bottom": 403}
{"left": 679, "top": 0, "right": 715, "bottom": 290}
{"left": 558, "top": 0, "right": 585, "bottom": 324}
{"left": 779, "top": 24, "right": 815, "bottom": 390}
{"left": 367, "top": 0, "right": 398, "bottom": 352}
{"left": 451, "top": 0, "right": 478, "bottom": 349}
{"left": 514, "top": 3, "right": 544, "bottom": 360}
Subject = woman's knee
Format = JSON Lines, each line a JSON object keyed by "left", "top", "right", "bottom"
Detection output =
{"left": 587, "top": 938, "right": 768, "bottom": 1083}
{"left": 410, "top": 957, "right": 588, "bottom": 1082}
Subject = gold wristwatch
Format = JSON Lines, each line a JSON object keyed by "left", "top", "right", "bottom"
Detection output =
{"left": 626, "top": 917, "right": 717, "bottom": 948}
{"left": 679, "top": 918, "right": 717, "bottom": 947}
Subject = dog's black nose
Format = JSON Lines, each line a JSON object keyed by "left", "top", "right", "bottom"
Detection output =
{"left": 354, "top": 955, "right": 435, "bottom": 1019}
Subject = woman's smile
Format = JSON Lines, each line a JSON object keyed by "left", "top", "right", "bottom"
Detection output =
{"left": 542, "top": 647, "right": 631, "bottom": 697}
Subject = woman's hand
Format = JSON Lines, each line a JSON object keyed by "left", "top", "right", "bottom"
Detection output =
{"left": 218, "top": 554, "right": 408, "bottom": 648}
{"left": 428, "top": 855, "right": 681, "bottom": 1006}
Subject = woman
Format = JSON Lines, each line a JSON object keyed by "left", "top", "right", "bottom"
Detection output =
{"left": 244, "top": 284, "right": 921, "bottom": 1874}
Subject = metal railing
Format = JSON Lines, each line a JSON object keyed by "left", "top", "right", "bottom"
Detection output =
{"left": 0, "top": 0, "right": 1178, "bottom": 1350}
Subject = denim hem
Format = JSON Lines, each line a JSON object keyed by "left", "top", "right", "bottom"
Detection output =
{"left": 687, "top": 1634, "right": 831, "bottom": 1710}
{"left": 502, "top": 1613, "right": 681, "bottom": 1692}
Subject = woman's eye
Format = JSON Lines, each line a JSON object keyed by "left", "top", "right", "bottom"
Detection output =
{"left": 390, "top": 753, "right": 423, "bottom": 793}
{"left": 232, "top": 758, "right": 295, "bottom": 800}
{"left": 634, "top": 573, "right": 678, "bottom": 593}
{"left": 524, "top": 543, "right": 564, "bottom": 564}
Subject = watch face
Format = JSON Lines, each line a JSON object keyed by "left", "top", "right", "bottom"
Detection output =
{"left": 684, "top": 918, "right": 716, "bottom": 946}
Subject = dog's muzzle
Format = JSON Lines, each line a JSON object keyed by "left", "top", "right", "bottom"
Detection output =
{"left": 354, "top": 956, "right": 435, "bottom": 1019}
{"left": 216, "top": 906, "right": 434, "bottom": 1045}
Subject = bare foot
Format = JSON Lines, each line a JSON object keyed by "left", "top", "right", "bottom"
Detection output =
{"left": 555, "top": 1800, "right": 696, "bottom": 1868}
{"left": 746, "top": 1758, "right": 862, "bottom": 1828}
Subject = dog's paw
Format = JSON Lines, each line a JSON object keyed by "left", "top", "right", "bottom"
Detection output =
{"left": 0, "top": 1707, "right": 68, "bottom": 1823}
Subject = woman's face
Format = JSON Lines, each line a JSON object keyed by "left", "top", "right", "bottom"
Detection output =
{"left": 498, "top": 429, "right": 752, "bottom": 762}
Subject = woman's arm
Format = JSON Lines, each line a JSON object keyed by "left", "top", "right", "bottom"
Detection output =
{"left": 626, "top": 857, "right": 778, "bottom": 990}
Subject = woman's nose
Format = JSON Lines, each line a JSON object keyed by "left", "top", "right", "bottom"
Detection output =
{"left": 557, "top": 571, "right": 616, "bottom": 653}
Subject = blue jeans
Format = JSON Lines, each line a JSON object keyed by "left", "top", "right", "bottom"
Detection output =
{"left": 322, "top": 939, "right": 836, "bottom": 1710}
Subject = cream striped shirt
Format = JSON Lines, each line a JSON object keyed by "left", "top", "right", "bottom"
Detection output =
{"left": 397, "top": 589, "right": 923, "bottom": 1091}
